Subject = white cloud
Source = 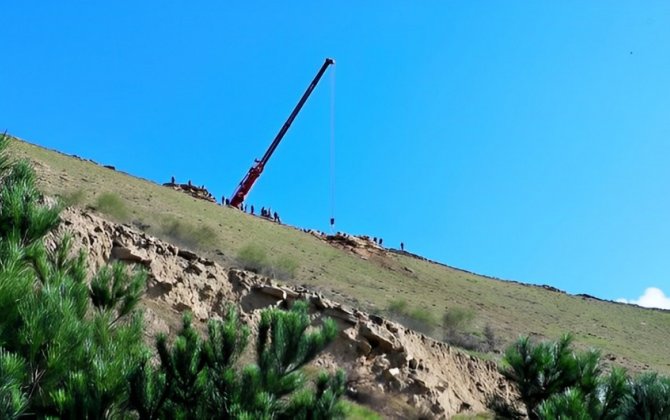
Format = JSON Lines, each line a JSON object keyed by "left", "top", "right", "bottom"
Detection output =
{"left": 617, "top": 287, "right": 670, "bottom": 310}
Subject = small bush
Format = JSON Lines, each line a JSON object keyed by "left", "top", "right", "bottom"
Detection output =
{"left": 442, "top": 307, "right": 475, "bottom": 334}
{"left": 444, "top": 331, "right": 487, "bottom": 352}
{"left": 384, "top": 299, "right": 436, "bottom": 336}
{"left": 236, "top": 244, "right": 300, "bottom": 280}
{"left": 387, "top": 298, "right": 408, "bottom": 315}
{"left": 237, "top": 244, "right": 269, "bottom": 273}
{"left": 94, "top": 192, "right": 129, "bottom": 220}
{"left": 271, "top": 255, "right": 300, "bottom": 280}
{"left": 60, "top": 189, "right": 86, "bottom": 207}
{"left": 409, "top": 308, "right": 436, "bottom": 325}
{"left": 158, "top": 217, "right": 217, "bottom": 249}
{"left": 483, "top": 324, "right": 497, "bottom": 351}
{"left": 442, "top": 307, "right": 495, "bottom": 352}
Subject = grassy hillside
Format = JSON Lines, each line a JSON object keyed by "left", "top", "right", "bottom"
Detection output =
{"left": 10, "top": 136, "right": 670, "bottom": 375}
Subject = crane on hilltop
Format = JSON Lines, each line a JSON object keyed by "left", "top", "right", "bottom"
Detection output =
{"left": 230, "top": 58, "right": 335, "bottom": 208}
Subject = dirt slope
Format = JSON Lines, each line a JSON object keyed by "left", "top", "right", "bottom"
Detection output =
{"left": 9, "top": 136, "right": 670, "bottom": 382}
{"left": 52, "top": 208, "right": 518, "bottom": 418}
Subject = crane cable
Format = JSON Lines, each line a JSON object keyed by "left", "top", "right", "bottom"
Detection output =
{"left": 329, "top": 62, "right": 336, "bottom": 232}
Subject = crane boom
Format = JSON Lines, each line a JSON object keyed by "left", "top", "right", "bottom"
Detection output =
{"left": 230, "top": 58, "right": 335, "bottom": 208}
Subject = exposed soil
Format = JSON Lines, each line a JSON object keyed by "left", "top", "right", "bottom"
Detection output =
{"left": 50, "top": 208, "right": 523, "bottom": 418}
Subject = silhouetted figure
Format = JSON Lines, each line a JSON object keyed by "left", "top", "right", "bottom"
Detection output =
{"left": 274, "top": 212, "right": 280, "bottom": 224}
{"left": 188, "top": 180, "right": 192, "bottom": 187}
{"left": 221, "top": 196, "right": 225, "bottom": 205}
{"left": 400, "top": 242, "right": 404, "bottom": 251}
{"left": 171, "top": 176, "right": 175, "bottom": 184}
{"left": 373, "top": 237, "right": 378, "bottom": 244}
{"left": 379, "top": 238, "right": 383, "bottom": 246}
{"left": 225, "top": 198, "right": 230, "bottom": 206}
{"left": 251, "top": 205, "right": 255, "bottom": 215}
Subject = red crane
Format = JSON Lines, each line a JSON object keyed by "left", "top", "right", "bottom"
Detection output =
{"left": 230, "top": 58, "right": 335, "bottom": 208}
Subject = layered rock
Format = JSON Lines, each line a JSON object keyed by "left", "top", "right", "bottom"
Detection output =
{"left": 51, "top": 208, "right": 520, "bottom": 418}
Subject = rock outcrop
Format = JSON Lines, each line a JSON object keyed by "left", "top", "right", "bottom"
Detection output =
{"left": 325, "top": 233, "right": 387, "bottom": 260}
{"left": 162, "top": 182, "right": 217, "bottom": 203}
{"left": 51, "top": 208, "right": 520, "bottom": 418}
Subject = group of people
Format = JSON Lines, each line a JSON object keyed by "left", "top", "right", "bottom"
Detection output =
{"left": 168, "top": 176, "right": 216, "bottom": 201}
{"left": 217, "top": 196, "right": 282, "bottom": 224}
{"left": 168, "top": 178, "right": 406, "bottom": 249}
{"left": 259, "top": 207, "right": 281, "bottom": 223}
{"left": 373, "top": 237, "right": 406, "bottom": 251}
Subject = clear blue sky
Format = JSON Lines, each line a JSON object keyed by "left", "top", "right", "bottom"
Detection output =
{"left": 2, "top": 2, "right": 669, "bottom": 306}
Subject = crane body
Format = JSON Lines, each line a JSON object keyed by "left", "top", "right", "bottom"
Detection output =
{"left": 230, "top": 58, "right": 335, "bottom": 208}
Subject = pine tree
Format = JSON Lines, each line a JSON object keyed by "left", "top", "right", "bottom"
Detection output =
{"left": 500, "top": 334, "right": 581, "bottom": 418}
{"left": 129, "top": 301, "right": 346, "bottom": 419}
{"left": 627, "top": 372, "right": 670, "bottom": 419}
{"left": 502, "top": 333, "right": 669, "bottom": 420}
{"left": 0, "top": 133, "right": 148, "bottom": 417}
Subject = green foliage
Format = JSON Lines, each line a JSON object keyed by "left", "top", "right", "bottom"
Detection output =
{"left": 501, "top": 334, "right": 590, "bottom": 418}
{"left": 59, "top": 189, "right": 86, "bottom": 207}
{"left": 442, "top": 307, "right": 475, "bottom": 333}
{"left": 627, "top": 372, "right": 670, "bottom": 419}
{"left": 236, "top": 243, "right": 300, "bottom": 280}
{"left": 408, "top": 307, "right": 436, "bottom": 325}
{"left": 90, "top": 262, "right": 147, "bottom": 322}
{"left": 237, "top": 243, "right": 268, "bottom": 272}
{"left": 537, "top": 388, "right": 590, "bottom": 420}
{"left": 441, "top": 306, "right": 496, "bottom": 352}
{"left": 0, "top": 349, "right": 27, "bottom": 419}
{"left": 342, "top": 401, "right": 382, "bottom": 420}
{"left": 385, "top": 298, "right": 436, "bottom": 335}
{"left": 94, "top": 192, "right": 129, "bottom": 220}
{"left": 0, "top": 133, "right": 148, "bottom": 417}
{"left": 272, "top": 254, "right": 300, "bottom": 279}
{"left": 129, "top": 301, "right": 346, "bottom": 418}
{"left": 387, "top": 298, "right": 408, "bottom": 314}
{"left": 501, "top": 334, "right": 670, "bottom": 420}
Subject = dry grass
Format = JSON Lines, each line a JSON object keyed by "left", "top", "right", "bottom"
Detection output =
{"left": 9, "top": 136, "right": 670, "bottom": 375}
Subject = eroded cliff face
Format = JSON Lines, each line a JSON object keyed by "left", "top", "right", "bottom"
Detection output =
{"left": 50, "top": 208, "right": 520, "bottom": 418}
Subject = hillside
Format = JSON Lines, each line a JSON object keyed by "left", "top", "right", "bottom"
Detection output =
{"left": 9, "top": 136, "right": 670, "bottom": 378}
{"left": 52, "top": 206, "right": 520, "bottom": 418}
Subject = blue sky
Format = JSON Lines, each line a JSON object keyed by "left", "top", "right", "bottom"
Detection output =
{"left": 2, "top": 2, "right": 669, "bottom": 306}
